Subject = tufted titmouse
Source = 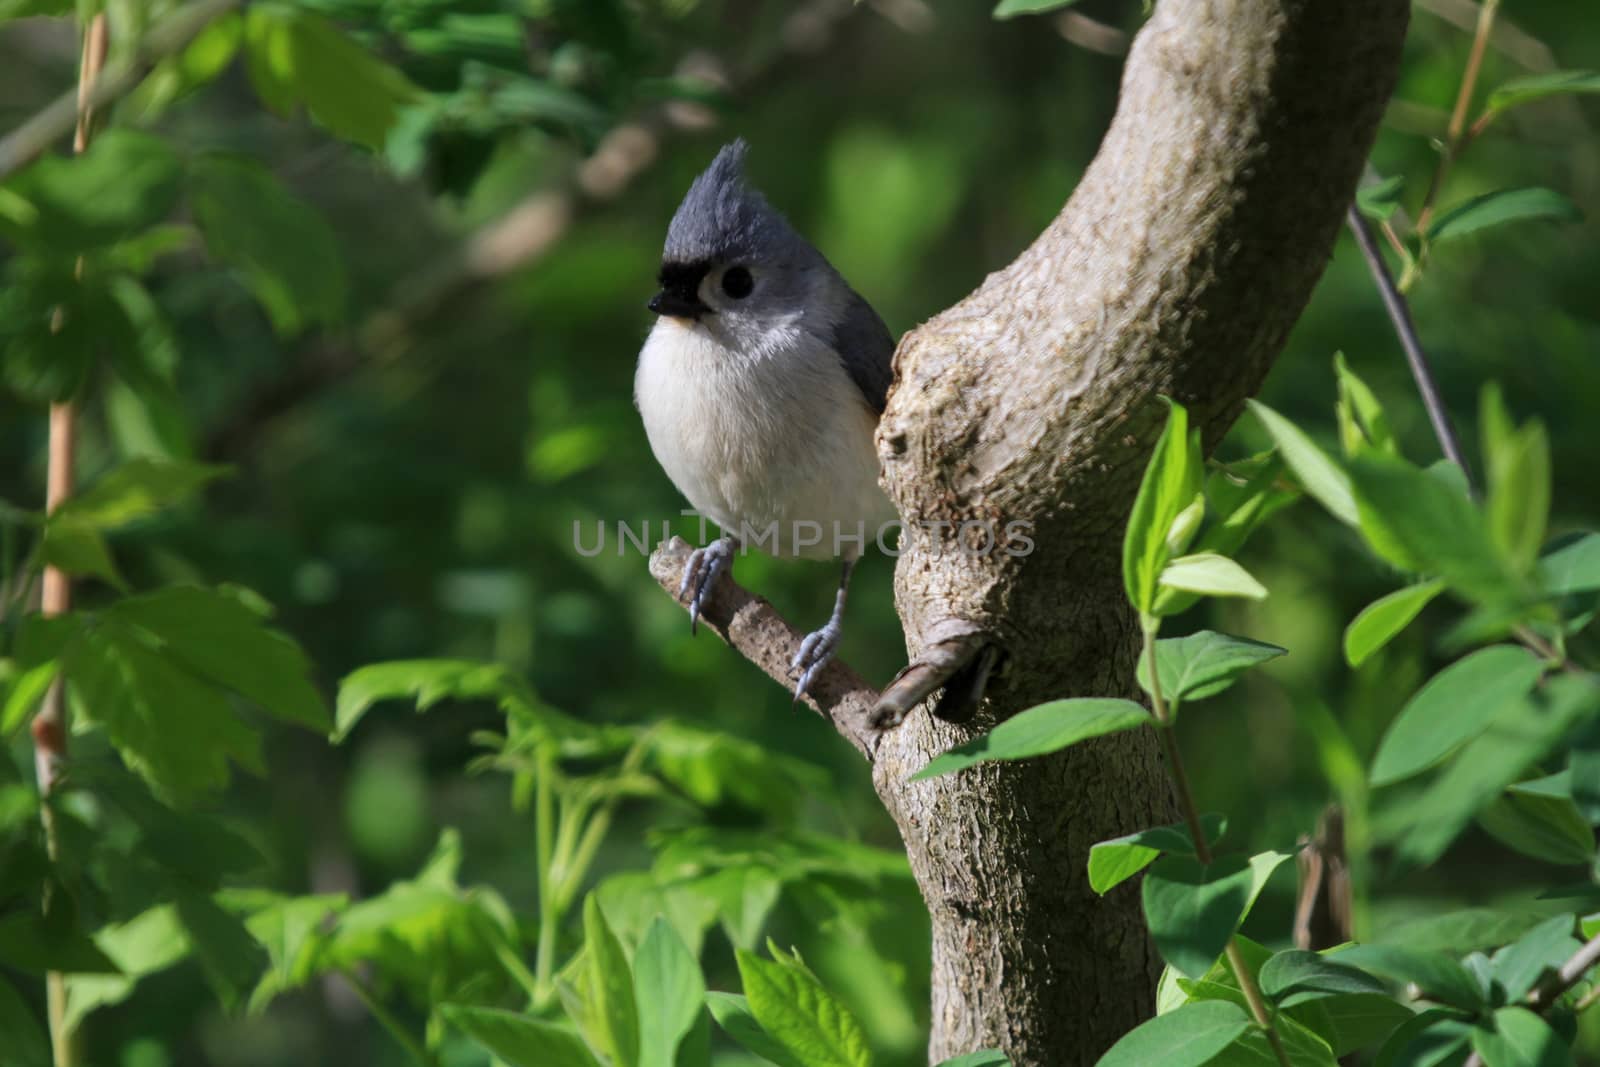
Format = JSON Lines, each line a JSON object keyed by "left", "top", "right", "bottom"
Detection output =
{"left": 635, "top": 140, "right": 897, "bottom": 700}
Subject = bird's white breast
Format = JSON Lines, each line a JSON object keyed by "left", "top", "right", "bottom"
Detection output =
{"left": 635, "top": 318, "right": 894, "bottom": 559}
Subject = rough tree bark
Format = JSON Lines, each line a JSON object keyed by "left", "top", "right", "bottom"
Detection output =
{"left": 652, "top": 0, "right": 1408, "bottom": 1063}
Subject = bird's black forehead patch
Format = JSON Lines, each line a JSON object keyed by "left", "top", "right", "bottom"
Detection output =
{"left": 658, "top": 260, "right": 711, "bottom": 291}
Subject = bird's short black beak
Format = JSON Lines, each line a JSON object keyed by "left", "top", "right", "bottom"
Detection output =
{"left": 647, "top": 290, "right": 709, "bottom": 320}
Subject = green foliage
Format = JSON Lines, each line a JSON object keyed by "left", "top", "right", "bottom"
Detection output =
{"left": 1096, "top": 1000, "right": 1252, "bottom": 1067}
{"left": 909, "top": 698, "right": 1149, "bottom": 780}
{"left": 1425, "top": 188, "right": 1582, "bottom": 244}
{"left": 1136, "top": 631, "right": 1285, "bottom": 713}
{"left": 733, "top": 944, "right": 873, "bottom": 1067}
{"left": 1141, "top": 852, "right": 1288, "bottom": 979}
{"left": 991, "top": 0, "right": 1085, "bottom": 18}
{"left": 1088, "top": 814, "right": 1226, "bottom": 896}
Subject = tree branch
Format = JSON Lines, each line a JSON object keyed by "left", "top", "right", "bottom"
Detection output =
{"left": 646, "top": 537, "right": 884, "bottom": 759}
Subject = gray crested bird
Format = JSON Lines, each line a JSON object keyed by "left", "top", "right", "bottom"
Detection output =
{"left": 635, "top": 140, "right": 897, "bottom": 700}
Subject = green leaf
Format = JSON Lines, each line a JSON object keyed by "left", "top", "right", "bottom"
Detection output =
{"left": 1470, "top": 1007, "right": 1573, "bottom": 1067}
{"left": 1343, "top": 581, "right": 1444, "bottom": 668}
{"left": 64, "top": 620, "right": 263, "bottom": 794}
{"left": 2, "top": 130, "right": 180, "bottom": 252}
{"left": 707, "top": 992, "right": 807, "bottom": 1067}
{"left": 992, "top": 0, "right": 1084, "bottom": 18}
{"left": 1142, "top": 852, "right": 1288, "bottom": 978}
{"left": 53, "top": 458, "right": 227, "bottom": 529}
{"left": 737, "top": 947, "right": 872, "bottom": 1067}
{"left": 1356, "top": 176, "right": 1405, "bottom": 224}
{"left": 1381, "top": 908, "right": 1548, "bottom": 957}
{"left": 1334, "top": 353, "right": 1396, "bottom": 457}
{"left": 1539, "top": 533, "right": 1600, "bottom": 597}
{"left": 1490, "top": 915, "right": 1580, "bottom": 1002}
{"left": 441, "top": 1004, "right": 600, "bottom": 1067}
{"left": 1124, "top": 400, "right": 1202, "bottom": 616}
{"left": 107, "top": 585, "right": 329, "bottom": 731}
{"left": 1370, "top": 645, "right": 1544, "bottom": 787}
{"left": 1158, "top": 553, "right": 1267, "bottom": 602}
{"left": 189, "top": 154, "right": 346, "bottom": 336}
{"left": 1478, "top": 788, "right": 1595, "bottom": 866}
{"left": 1247, "top": 402, "right": 1359, "bottom": 527}
{"left": 910, "top": 698, "right": 1149, "bottom": 781}
{"left": 0, "top": 269, "right": 135, "bottom": 404}
{"left": 1282, "top": 993, "right": 1414, "bottom": 1058}
{"left": 1088, "top": 814, "right": 1227, "bottom": 896}
{"left": 172, "top": 886, "right": 268, "bottom": 1011}
{"left": 1386, "top": 673, "right": 1600, "bottom": 869}
{"left": 634, "top": 918, "right": 705, "bottom": 1067}
{"left": 243, "top": 6, "right": 419, "bottom": 150}
{"left": 39, "top": 520, "right": 125, "bottom": 590}
{"left": 0, "top": 973, "right": 50, "bottom": 1067}
{"left": 935, "top": 1053, "right": 1011, "bottom": 1067}
{"left": 0, "top": 910, "right": 120, "bottom": 975}
{"left": 1204, "top": 1011, "right": 1339, "bottom": 1067}
{"left": 1332, "top": 944, "right": 1484, "bottom": 1012}
{"left": 583, "top": 896, "right": 639, "bottom": 1067}
{"left": 1137, "top": 631, "right": 1285, "bottom": 711}
{"left": 1481, "top": 387, "right": 1551, "bottom": 572}
{"left": 1347, "top": 455, "right": 1522, "bottom": 603}
{"left": 1094, "top": 999, "right": 1251, "bottom": 1067}
{"left": 1427, "top": 188, "right": 1582, "bottom": 244}
{"left": 1488, "top": 70, "right": 1600, "bottom": 112}
{"left": 1, "top": 660, "right": 59, "bottom": 738}
{"left": 333, "top": 659, "right": 543, "bottom": 741}
{"left": 1372, "top": 1008, "right": 1466, "bottom": 1067}
{"left": 1260, "top": 950, "right": 1387, "bottom": 1001}
{"left": 1572, "top": 722, "right": 1600, "bottom": 824}
{"left": 241, "top": 892, "right": 347, "bottom": 1009}
{"left": 62, "top": 906, "right": 189, "bottom": 1031}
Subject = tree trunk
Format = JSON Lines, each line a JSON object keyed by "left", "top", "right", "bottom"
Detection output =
{"left": 651, "top": 0, "right": 1410, "bottom": 1062}
{"left": 871, "top": 0, "right": 1409, "bottom": 1062}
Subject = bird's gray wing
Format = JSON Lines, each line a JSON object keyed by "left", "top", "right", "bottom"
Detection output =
{"left": 829, "top": 286, "right": 896, "bottom": 415}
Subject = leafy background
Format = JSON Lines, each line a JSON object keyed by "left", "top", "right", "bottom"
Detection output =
{"left": 2, "top": 0, "right": 1599, "bottom": 1064}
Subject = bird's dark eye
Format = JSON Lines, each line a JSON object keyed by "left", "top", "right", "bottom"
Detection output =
{"left": 721, "top": 266, "right": 754, "bottom": 299}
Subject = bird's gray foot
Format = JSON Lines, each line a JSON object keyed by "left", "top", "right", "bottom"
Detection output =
{"left": 791, "top": 618, "right": 843, "bottom": 703}
{"left": 678, "top": 537, "right": 735, "bottom": 634}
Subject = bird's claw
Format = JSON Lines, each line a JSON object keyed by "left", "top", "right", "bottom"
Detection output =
{"left": 678, "top": 539, "right": 734, "bottom": 634}
{"left": 790, "top": 620, "right": 842, "bottom": 704}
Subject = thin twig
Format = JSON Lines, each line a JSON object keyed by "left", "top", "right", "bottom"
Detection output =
{"left": 1343, "top": 206, "right": 1473, "bottom": 478}
{"left": 31, "top": 14, "right": 109, "bottom": 1067}
{"left": 1462, "top": 932, "right": 1600, "bottom": 1067}
{"left": 1416, "top": 0, "right": 1500, "bottom": 233}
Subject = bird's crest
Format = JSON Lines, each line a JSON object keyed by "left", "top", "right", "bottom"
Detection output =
{"left": 664, "top": 140, "right": 802, "bottom": 266}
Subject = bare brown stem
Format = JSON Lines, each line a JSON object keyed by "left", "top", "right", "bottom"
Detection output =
{"left": 1417, "top": 0, "right": 1500, "bottom": 233}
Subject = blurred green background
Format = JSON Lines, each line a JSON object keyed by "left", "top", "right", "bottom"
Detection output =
{"left": 2, "top": 0, "right": 1599, "bottom": 1063}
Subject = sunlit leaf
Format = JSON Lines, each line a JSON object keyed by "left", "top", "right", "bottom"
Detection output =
{"left": 1333, "top": 353, "right": 1396, "bottom": 457}
{"left": 1343, "top": 581, "right": 1444, "bottom": 668}
{"left": 1259, "top": 950, "right": 1386, "bottom": 1001}
{"left": 1088, "top": 814, "right": 1226, "bottom": 895}
{"left": 910, "top": 699, "right": 1149, "bottom": 781}
{"left": 583, "top": 897, "right": 639, "bottom": 1067}
{"left": 707, "top": 991, "right": 807, "bottom": 1067}
{"left": 1478, "top": 789, "right": 1595, "bottom": 867}
{"left": 736, "top": 946, "right": 872, "bottom": 1067}
{"left": 1, "top": 130, "right": 181, "bottom": 251}
{"left": 1539, "top": 533, "right": 1600, "bottom": 597}
{"left": 1158, "top": 553, "right": 1267, "bottom": 602}
{"left": 1248, "top": 402, "right": 1358, "bottom": 527}
{"left": 1094, "top": 999, "right": 1251, "bottom": 1067}
{"left": 1490, "top": 915, "right": 1580, "bottom": 1003}
{"left": 1124, "top": 400, "right": 1203, "bottom": 616}
{"left": 1, "top": 660, "right": 59, "bottom": 738}
{"left": 54, "top": 458, "right": 227, "bottom": 529}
